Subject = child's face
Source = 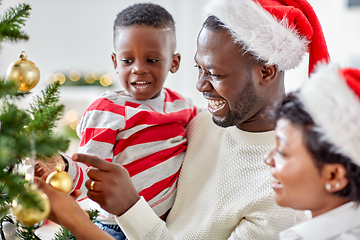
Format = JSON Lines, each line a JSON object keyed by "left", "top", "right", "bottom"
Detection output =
{"left": 112, "top": 25, "right": 180, "bottom": 101}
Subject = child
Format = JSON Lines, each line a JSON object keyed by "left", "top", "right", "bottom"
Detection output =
{"left": 67, "top": 3, "right": 196, "bottom": 239}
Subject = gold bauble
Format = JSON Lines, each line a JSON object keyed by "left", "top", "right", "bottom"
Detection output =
{"left": 46, "top": 166, "right": 73, "bottom": 194}
{"left": 12, "top": 188, "right": 50, "bottom": 227}
{"left": 6, "top": 51, "right": 40, "bottom": 92}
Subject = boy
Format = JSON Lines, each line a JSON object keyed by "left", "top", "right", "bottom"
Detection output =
{"left": 36, "top": 3, "right": 197, "bottom": 240}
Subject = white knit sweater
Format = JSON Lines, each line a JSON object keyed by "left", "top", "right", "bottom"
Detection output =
{"left": 116, "top": 111, "right": 295, "bottom": 239}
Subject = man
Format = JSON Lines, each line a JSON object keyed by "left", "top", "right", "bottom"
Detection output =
{"left": 38, "top": 0, "right": 330, "bottom": 239}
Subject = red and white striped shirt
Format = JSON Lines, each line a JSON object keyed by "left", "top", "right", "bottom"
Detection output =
{"left": 66, "top": 88, "right": 197, "bottom": 224}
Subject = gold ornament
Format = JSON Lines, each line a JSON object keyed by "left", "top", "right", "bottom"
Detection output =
{"left": 46, "top": 164, "right": 73, "bottom": 193}
{"left": 6, "top": 51, "right": 40, "bottom": 92}
{"left": 12, "top": 187, "right": 50, "bottom": 227}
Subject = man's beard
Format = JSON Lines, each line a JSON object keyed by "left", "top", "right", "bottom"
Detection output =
{"left": 212, "top": 79, "right": 257, "bottom": 128}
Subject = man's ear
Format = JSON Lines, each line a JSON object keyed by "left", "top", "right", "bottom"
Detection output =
{"left": 170, "top": 53, "right": 181, "bottom": 73}
{"left": 260, "top": 64, "right": 277, "bottom": 87}
{"left": 111, "top": 53, "right": 117, "bottom": 70}
{"left": 322, "top": 163, "right": 349, "bottom": 192}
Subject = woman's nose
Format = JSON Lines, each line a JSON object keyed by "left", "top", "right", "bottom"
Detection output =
{"left": 264, "top": 149, "right": 275, "bottom": 167}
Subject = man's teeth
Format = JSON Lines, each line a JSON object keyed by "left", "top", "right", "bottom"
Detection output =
{"left": 208, "top": 99, "right": 226, "bottom": 109}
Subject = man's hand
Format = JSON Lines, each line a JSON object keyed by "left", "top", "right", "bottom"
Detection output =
{"left": 72, "top": 153, "right": 140, "bottom": 216}
{"left": 35, "top": 178, "right": 87, "bottom": 226}
{"left": 36, "top": 178, "right": 114, "bottom": 240}
{"left": 34, "top": 154, "right": 65, "bottom": 180}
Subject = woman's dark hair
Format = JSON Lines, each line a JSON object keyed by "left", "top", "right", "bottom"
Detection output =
{"left": 269, "top": 93, "right": 360, "bottom": 202}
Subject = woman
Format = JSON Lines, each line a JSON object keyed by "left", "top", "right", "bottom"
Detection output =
{"left": 265, "top": 63, "right": 360, "bottom": 239}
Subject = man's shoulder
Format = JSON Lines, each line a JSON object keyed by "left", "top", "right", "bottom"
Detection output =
{"left": 186, "top": 111, "right": 225, "bottom": 138}
{"left": 187, "top": 111, "right": 216, "bottom": 128}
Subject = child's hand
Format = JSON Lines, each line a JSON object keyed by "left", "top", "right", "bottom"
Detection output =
{"left": 34, "top": 154, "right": 65, "bottom": 180}
{"left": 72, "top": 153, "right": 140, "bottom": 216}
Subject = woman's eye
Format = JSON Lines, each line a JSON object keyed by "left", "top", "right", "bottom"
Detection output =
{"left": 276, "top": 149, "right": 287, "bottom": 157}
{"left": 121, "top": 59, "right": 133, "bottom": 64}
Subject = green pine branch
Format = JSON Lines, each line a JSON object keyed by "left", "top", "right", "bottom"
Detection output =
{"left": 0, "top": 2, "right": 31, "bottom": 45}
{"left": 16, "top": 227, "right": 41, "bottom": 240}
{"left": 53, "top": 210, "right": 99, "bottom": 240}
{"left": 53, "top": 226, "right": 76, "bottom": 240}
{"left": 0, "top": 2, "right": 73, "bottom": 239}
{"left": 0, "top": 79, "right": 29, "bottom": 99}
{"left": 28, "top": 81, "right": 63, "bottom": 132}
{"left": 28, "top": 81, "right": 70, "bottom": 159}
{"left": 0, "top": 78, "right": 69, "bottom": 238}
{"left": 33, "top": 134, "right": 69, "bottom": 159}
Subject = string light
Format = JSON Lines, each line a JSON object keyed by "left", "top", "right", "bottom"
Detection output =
{"left": 44, "top": 69, "right": 113, "bottom": 86}
{"left": 69, "top": 69, "right": 81, "bottom": 81}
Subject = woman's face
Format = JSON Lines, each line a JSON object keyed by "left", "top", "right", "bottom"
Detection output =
{"left": 264, "top": 118, "right": 332, "bottom": 216}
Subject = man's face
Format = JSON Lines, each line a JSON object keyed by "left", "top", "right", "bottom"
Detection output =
{"left": 194, "top": 27, "right": 259, "bottom": 128}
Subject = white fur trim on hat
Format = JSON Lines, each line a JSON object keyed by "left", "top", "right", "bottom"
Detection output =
{"left": 298, "top": 63, "right": 360, "bottom": 166}
{"left": 204, "top": 0, "right": 309, "bottom": 71}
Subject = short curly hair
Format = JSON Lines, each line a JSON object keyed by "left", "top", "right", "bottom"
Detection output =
{"left": 270, "top": 93, "right": 360, "bottom": 202}
{"left": 113, "top": 3, "right": 176, "bottom": 49}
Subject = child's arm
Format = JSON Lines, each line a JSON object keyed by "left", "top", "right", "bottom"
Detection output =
{"left": 68, "top": 97, "right": 125, "bottom": 198}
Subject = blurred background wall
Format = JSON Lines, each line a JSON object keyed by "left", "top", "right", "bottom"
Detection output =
{"left": 1, "top": 0, "right": 359, "bottom": 154}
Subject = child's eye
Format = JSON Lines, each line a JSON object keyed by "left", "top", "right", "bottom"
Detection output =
{"left": 147, "top": 59, "right": 159, "bottom": 63}
{"left": 121, "top": 59, "right": 133, "bottom": 64}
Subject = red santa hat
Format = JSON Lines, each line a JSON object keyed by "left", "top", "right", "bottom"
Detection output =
{"left": 204, "top": 0, "right": 330, "bottom": 76}
{"left": 298, "top": 63, "right": 360, "bottom": 166}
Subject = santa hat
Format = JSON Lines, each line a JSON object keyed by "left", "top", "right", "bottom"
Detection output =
{"left": 298, "top": 63, "right": 360, "bottom": 166}
{"left": 204, "top": 0, "right": 330, "bottom": 76}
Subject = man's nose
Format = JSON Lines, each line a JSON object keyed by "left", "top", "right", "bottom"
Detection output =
{"left": 196, "top": 74, "right": 212, "bottom": 92}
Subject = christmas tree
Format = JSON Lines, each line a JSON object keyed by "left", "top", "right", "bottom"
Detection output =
{"left": 0, "top": 1, "right": 70, "bottom": 239}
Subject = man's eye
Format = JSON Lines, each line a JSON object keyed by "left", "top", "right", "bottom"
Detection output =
{"left": 121, "top": 59, "right": 133, "bottom": 64}
{"left": 194, "top": 64, "right": 203, "bottom": 72}
{"left": 209, "top": 72, "right": 221, "bottom": 78}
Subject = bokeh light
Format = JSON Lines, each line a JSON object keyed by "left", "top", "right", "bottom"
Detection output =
{"left": 100, "top": 74, "right": 112, "bottom": 87}
{"left": 84, "top": 72, "right": 95, "bottom": 84}
{"left": 53, "top": 73, "right": 66, "bottom": 84}
{"left": 45, "top": 73, "right": 55, "bottom": 84}
{"left": 92, "top": 68, "right": 103, "bottom": 80}
{"left": 64, "top": 109, "right": 79, "bottom": 130}
{"left": 69, "top": 69, "right": 81, "bottom": 81}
